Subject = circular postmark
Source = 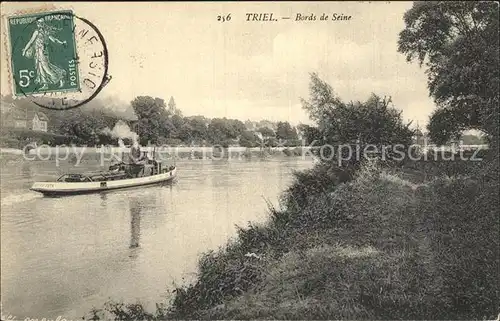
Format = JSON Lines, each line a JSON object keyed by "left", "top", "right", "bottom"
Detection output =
{"left": 8, "top": 10, "right": 110, "bottom": 110}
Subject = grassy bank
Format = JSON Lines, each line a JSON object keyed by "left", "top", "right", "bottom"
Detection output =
{"left": 86, "top": 155, "right": 499, "bottom": 320}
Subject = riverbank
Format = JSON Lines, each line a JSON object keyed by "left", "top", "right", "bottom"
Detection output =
{"left": 0, "top": 147, "right": 25, "bottom": 155}
{"left": 0, "top": 146, "right": 309, "bottom": 163}
{"left": 85, "top": 156, "right": 499, "bottom": 320}
{"left": 166, "top": 161, "right": 498, "bottom": 320}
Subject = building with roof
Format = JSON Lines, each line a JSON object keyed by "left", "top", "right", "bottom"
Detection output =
{"left": 32, "top": 112, "right": 49, "bottom": 132}
{"left": 2, "top": 106, "right": 49, "bottom": 132}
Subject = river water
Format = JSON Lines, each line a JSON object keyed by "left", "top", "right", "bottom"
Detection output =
{"left": 0, "top": 155, "right": 312, "bottom": 319}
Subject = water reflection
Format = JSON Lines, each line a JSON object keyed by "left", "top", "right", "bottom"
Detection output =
{"left": 21, "top": 161, "right": 31, "bottom": 176}
{"left": 1, "top": 157, "right": 313, "bottom": 319}
{"left": 130, "top": 197, "right": 141, "bottom": 249}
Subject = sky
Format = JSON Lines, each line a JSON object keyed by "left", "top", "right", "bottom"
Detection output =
{"left": 1, "top": 1, "right": 435, "bottom": 127}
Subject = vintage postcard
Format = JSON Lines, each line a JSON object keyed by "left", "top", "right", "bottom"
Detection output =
{"left": 1, "top": 2, "right": 498, "bottom": 320}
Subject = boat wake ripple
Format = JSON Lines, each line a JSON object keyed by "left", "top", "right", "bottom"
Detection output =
{"left": 1, "top": 192, "right": 42, "bottom": 207}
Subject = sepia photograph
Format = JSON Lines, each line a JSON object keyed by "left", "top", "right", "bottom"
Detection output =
{"left": 0, "top": 1, "right": 498, "bottom": 320}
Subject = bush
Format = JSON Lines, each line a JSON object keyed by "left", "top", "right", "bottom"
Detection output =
{"left": 84, "top": 301, "right": 164, "bottom": 321}
{"left": 292, "top": 147, "right": 304, "bottom": 156}
{"left": 257, "top": 149, "right": 271, "bottom": 158}
{"left": 302, "top": 74, "right": 414, "bottom": 150}
{"left": 169, "top": 237, "right": 266, "bottom": 318}
{"left": 192, "top": 151, "right": 204, "bottom": 159}
{"left": 241, "top": 148, "right": 252, "bottom": 159}
{"left": 416, "top": 175, "right": 499, "bottom": 319}
{"left": 280, "top": 162, "right": 355, "bottom": 215}
{"left": 284, "top": 139, "right": 302, "bottom": 147}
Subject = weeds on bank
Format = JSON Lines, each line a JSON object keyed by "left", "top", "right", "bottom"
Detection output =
{"left": 85, "top": 154, "right": 499, "bottom": 320}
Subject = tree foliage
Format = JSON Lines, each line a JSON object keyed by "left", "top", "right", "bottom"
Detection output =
{"left": 188, "top": 117, "right": 209, "bottom": 143}
{"left": 276, "top": 121, "right": 298, "bottom": 141}
{"left": 131, "top": 96, "right": 174, "bottom": 144}
{"left": 57, "top": 110, "right": 104, "bottom": 145}
{"left": 301, "top": 73, "right": 414, "bottom": 148}
{"left": 297, "top": 124, "right": 322, "bottom": 145}
{"left": 398, "top": 1, "right": 499, "bottom": 145}
{"left": 427, "top": 107, "right": 468, "bottom": 145}
{"left": 206, "top": 118, "right": 246, "bottom": 146}
{"left": 239, "top": 130, "right": 261, "bottom": 148}
{"left": 257, "top": 127, "right": 275, "bottom": 138}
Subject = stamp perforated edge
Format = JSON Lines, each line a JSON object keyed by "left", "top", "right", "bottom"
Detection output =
{"left": 1, "top": 4, "right": 76, "bottom": 97}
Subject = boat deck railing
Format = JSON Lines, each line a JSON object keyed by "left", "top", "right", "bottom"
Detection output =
{"left": 56, "top": 164, "right": 175, "bottom": 183}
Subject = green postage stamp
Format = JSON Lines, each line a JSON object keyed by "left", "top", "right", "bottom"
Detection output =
{"left": 7, "top": 10, "right": 80, "bottom": 96}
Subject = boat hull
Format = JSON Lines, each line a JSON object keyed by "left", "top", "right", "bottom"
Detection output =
{"left": 31, "top": 168, "right": 176, "bottom": 196}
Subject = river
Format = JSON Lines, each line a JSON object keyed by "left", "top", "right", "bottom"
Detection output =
{"left": 0, "top": 155, "right": 313, "bottom": 319}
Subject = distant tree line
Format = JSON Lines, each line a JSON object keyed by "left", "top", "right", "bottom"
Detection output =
{"left": 0, "top": 94, "right": 305, "bottom": 148}
{"left": 130, "top": 96, "right": 303, "bottom": 147}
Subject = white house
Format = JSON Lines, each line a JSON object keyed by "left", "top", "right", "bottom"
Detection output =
{"left": 32, "top": 112, "right": 49, "bottom": 132}
{"left": 2, "top": 106, "right": 49, "bottom": 132}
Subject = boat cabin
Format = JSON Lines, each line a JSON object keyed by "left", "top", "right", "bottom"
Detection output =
{"left": 56, "top": 159, "right": 173, "bottom": 183}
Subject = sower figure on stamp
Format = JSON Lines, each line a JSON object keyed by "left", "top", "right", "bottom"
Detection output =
{"left": 21, "top": 19, "right": 67, "bottom": 90}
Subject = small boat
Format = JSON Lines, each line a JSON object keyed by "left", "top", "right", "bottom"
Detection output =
{"left": 30, "top": 159, "right": 176, "bottom": 197}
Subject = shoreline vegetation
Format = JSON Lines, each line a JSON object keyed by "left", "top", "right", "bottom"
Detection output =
{"left": 0, "top": 146, "right": 309, "bottom": 163}
{"left": 84, "top": 76, "right": 497, "bottom": 321}
{"left": 84, "top": 1, "right": 500, "bottom": 314}
{"left": 0, "top": 146, "right": 488, "bottom": 167}
{"left": 84, "top": 153, "right": 498, "bottom": 320}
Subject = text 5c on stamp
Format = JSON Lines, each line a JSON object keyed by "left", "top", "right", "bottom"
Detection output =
{"left": 5, "top": 9, "right": 110, "bottom": 110}
{"left": 8, "top": 10, "right": 80, "bottom": 96}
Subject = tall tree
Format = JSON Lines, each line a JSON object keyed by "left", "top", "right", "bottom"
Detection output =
{"left": 58, "top": 109, "right": 106, "bottom": 145}
{"left": 276, "top": 121, "right": 298, "bottom": 141}
{"left": 239, "top": 130, "right": 260, "bottom": 148}
{"left": 297, "top": 124, "right": 322, "bottom": 145}
{"left": 169, "top": 114, "right": 185, "bottom": 139}
{"left": 188, "top": 117, "right": 209, "bottom": 143}
{"left": 207, "top": 118, "right": 235, "bottom": 146}
{"left": 131, "top": 96, "right": 171, "bottom": 144}
{"left": 398, "top": 2, "right": 499, "bottom": 146}
{"left": 178, "top": 122, "right": 194, "bottom": 143}
{"left": 301, "top": 73, "right": 414, "bottom": 148}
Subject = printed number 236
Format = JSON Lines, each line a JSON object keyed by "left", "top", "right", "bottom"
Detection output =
{"left": 217, "top": 14, "right": 231, "bottom": 22}
{"left": 19, "top": 69, "right": 35, "bottom": 87}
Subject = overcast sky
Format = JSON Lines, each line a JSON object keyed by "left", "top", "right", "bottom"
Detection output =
{"left": 1, "top": 1, "right": 435, "bottom": 126}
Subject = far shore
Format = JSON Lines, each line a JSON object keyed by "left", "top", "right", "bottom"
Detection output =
{"left": 1, "top": 143, "right": 488, "bottom": 155}
{"left": 0, "top": 146, "right": 314, "bottom": 162}
{"left": 2, "top": 145, "right": 299, "bottom": 155}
